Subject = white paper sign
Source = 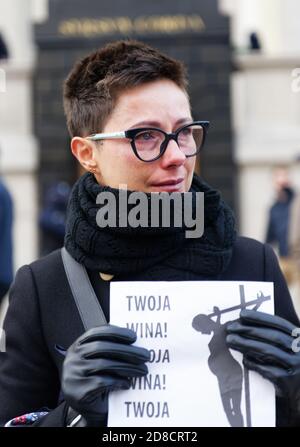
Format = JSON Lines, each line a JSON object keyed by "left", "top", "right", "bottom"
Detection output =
{"left": 108, "top": 281, "right": 275, "bottom": 427}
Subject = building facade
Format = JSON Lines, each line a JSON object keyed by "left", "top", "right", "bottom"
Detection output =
{"left": 0, "top": 0, "right": 299, "bottom": 268}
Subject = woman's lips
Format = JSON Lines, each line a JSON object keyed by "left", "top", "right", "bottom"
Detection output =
{"left": 150, "top": 178, "right": 184, "bottom": 192}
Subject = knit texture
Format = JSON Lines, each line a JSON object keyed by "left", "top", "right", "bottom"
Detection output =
{"left": 64, "top": 173, "right": 236, "bottom": 279}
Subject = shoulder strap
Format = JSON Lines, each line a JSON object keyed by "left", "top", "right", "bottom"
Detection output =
{"left": 61, "top": 247, "right": 107, "bottom": 330}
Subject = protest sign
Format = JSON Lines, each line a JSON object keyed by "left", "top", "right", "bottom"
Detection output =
{"left": 108, "top": 281, "right": 275, "bottom": 427}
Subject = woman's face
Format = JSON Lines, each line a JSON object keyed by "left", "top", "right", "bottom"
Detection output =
{"left": 92, "top": 79, "right": 196, "bottom": 193}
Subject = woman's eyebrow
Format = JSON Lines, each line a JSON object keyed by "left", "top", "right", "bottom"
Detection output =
{"left": 128, "top": 117, "right": 193, "bottom": 129}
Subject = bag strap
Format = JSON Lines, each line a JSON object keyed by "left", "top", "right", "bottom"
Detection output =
{"left": 61, "top": 247, "right": 107, "bottom": 330}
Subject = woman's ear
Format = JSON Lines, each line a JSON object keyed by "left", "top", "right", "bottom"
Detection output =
{"left": 71, "top": 137, "right": 98, "bottom": 173}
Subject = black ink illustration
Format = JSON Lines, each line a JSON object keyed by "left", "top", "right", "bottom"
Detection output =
{"left": 192, "top": 285, "right": 271, "bottom": 427}
{"left": 192, "top": 306, "right": 244, "bottom": 426}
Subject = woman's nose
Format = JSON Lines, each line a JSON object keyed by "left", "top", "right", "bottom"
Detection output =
{"left": 160, "top": 138, "right": 186, "bottom": 167}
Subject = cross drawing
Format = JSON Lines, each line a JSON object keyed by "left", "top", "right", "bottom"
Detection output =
{"left": 192, "top": 284, "right": 271, "bottom": 427}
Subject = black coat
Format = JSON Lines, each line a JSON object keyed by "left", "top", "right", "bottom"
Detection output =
{"left": 0, "top": 236, "right": 298, "bottom": 427}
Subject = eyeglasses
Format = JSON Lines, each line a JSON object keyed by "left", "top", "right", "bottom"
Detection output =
{"left": 86, "top": 121, "right": 209, "bottom": 162}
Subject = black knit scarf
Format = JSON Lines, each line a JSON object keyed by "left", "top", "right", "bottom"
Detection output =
{"left": 64, "top": 173, "right": 236, "bottom": 279}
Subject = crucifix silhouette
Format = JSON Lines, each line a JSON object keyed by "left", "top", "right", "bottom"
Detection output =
{"left": 192, "top": 285, "right": 271, "bottom": 427}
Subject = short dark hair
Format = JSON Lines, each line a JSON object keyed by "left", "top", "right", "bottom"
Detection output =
{"left": 63, "top": 40, "right": 188, "bottom": 137}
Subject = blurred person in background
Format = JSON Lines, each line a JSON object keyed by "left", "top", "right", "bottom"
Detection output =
{"left": 249, "top": 31, "right": 262, "bottom": 51}
{"left": 289, "top": 193, "right": 300, "bottom": 281}
{"left": 0, "top": 31, "right": 12, "bottom": 303}
{"left": 0, "top": 32, "right": 9, "bottom": 60}
{"left": 265, "top": 166, "right": 296, "bottom": 285}
{"left": 289, "top": 157, "right": 300, "bottom": 288}
{"left": 39, "top": 181, "right": 71, "bottom": 255}
{"left": 0, "top": 172, "right": 13, "bottom": 305}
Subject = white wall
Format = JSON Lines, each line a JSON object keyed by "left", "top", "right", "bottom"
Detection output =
{"left": 219, "top": 0, "right": 300, "bottom": 242}
{"left": 219, "top": 0, "right": 300, "bottom": 55}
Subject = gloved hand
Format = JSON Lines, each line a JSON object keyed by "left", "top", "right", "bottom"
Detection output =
{"left": 226, "top": 309, "right": 300, "bottom": 426}
{"left": 62, "top": 324, "right": 150, "bottom": 426}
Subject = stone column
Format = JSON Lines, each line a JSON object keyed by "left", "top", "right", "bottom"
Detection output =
{"left": 0, "top": 0, "right": 38, "bottom": 269}
{"left": 220, "top": 0, "right": 300, "bottom": 241}
{"left": 219, "top": 0, "right": 299, "bottom": 54}
{"left": 232, "top": 54, "right": 300, "bottom": 240}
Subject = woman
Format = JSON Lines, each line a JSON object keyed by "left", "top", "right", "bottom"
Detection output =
{"left": 0, "top": 40, "right": 299, "bottom": 427}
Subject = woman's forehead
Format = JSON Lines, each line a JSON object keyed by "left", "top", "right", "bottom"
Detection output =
{"left": 106, "top": 79, "right": 191, "bottom": 129}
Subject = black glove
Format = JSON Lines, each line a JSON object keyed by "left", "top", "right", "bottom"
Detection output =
{"left": 62, "top": 324, "right": 150, "bottom": 426}
{"left": 226, "top": 309, "right": 300, "bottom": 425}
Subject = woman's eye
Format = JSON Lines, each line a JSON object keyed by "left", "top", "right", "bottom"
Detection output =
{"left": 138, "top": 132, "right": 154, "bottom": 141}
{"left": 181, "top": 128, "right": 192, "bottom": 136}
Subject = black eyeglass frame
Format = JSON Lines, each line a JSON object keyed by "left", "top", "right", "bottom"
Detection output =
{"left": 86, "top": 120, "right": 210, "bottom": 162}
